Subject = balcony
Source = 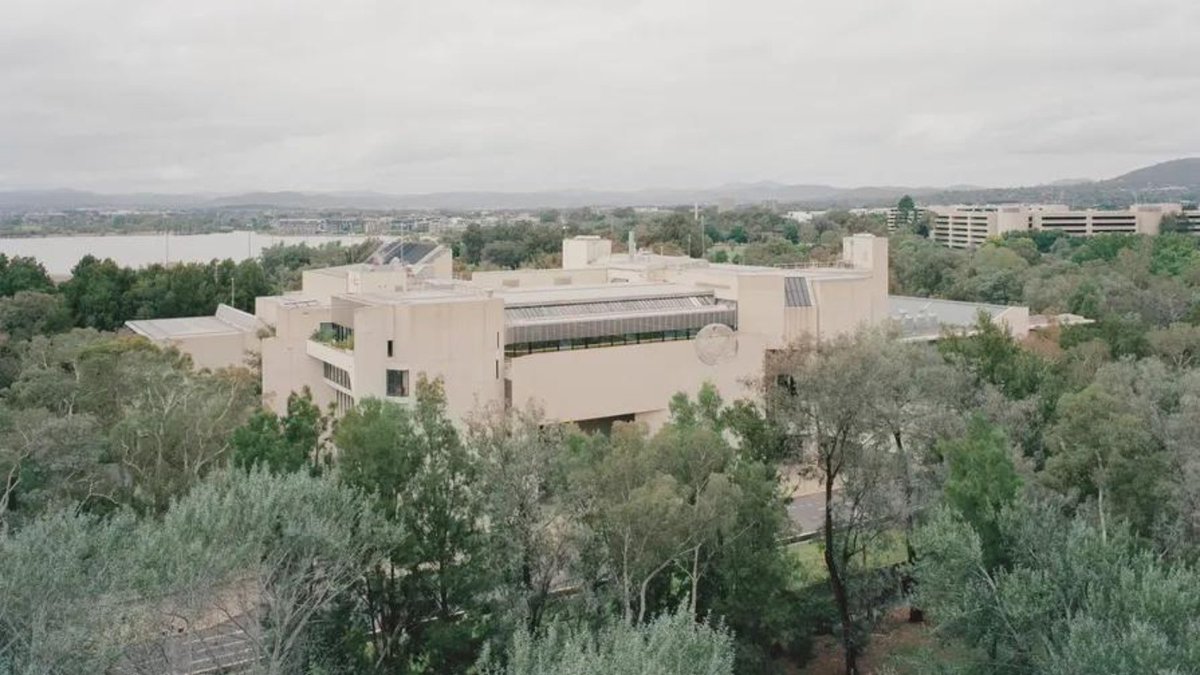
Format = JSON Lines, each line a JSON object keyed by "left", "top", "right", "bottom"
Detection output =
{"left": 306, "top": 338, "right": 355, "bottom": 374}
{"left": 311, "top": 322, "right": 354, "bottom": 350}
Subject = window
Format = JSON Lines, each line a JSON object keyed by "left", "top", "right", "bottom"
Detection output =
{"left": 503, "top": 326, "right": 715, "bottom": 357}
{"left": 322, "top": 362, "right": 351, "bottom": 389}
{"left": 387, "top": 369, "right": 410, "bottom": 397}
{"left": 386, "top": 340, "right": 393, "bottom": 358}
{"left": 495, "top": 359, "right": 499, "bottom": 379}
{"left": 335, "top": 390, "right": 355, "bottom": 414}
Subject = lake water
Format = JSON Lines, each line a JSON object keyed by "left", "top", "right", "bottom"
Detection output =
{"left": 0, "top": 231, "right": 377, "bottom": 276}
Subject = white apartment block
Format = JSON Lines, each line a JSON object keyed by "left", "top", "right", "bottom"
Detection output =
{"left": 127, "top": 235, "right": 1029, "bottom": 430}
{"left": 928, "top": 203, "right": 1200, "bottom": 249}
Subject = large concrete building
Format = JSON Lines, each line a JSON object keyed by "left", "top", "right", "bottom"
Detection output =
{"left": 127, "top": 235, "right": 1028, "bottom": 429}
{"left": 928, "top": 203, "right": 1200, "bottom": 249}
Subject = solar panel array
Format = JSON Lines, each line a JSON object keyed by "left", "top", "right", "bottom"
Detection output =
{"left": 367, "top": 241, "right": 437, "bottom": 265}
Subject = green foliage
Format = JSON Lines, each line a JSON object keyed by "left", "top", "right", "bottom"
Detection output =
{"left": 765, "top": 330, "right": 958, "bottom": 672}
{"left": 0, "top": 255, "right": 54, "bottom": 297}
{"left": 1043, "top": 359, "right": 1174, "bottom": 536}
{"left": 938, "top": 418, "right": 1022, "bottom": 569}
{"left": 483, "top": 240, "right": 528, "bottom": 269}
{"left": 914, "top": 500, "right": 1200, "bottom": 674}
{"left": 0, "top": 407, "right": 113, "bottom": 530}
{"left": 479, "top": 608, "right": 735, "bottom": 675}
{"left": 891, "top": 235, "right": 965, "bottom": 297}
{"left": 939, "top": 313, "right": 1050, "bottom": 400}
{"left": 1149, "top": 233, "right": 1200, "bottom": 276}
{"left": 60, "top": 255, "right": 135, "bottom": 330}
{"left": 0, "top": 469, "right": 378, "bottom": 674}
{"left": 3, "top": 241, "right": 364, "bottom": 336}
{"left": 231, "top": 388, "right": 326, "bottom": 474}
{"left": 0, "top": 291, "right": 72, "bottom": 341}
{"left": 1071, "top": 234, "right": 1138, "bottom": 263}
{"left": 453, "top": 221, "right": 565, "bottom": 269}
{"left": 2, "top": 330, "right": 256, "bottom": 515}
{"left": 566, "top": 388, "right": 798, "bottom": 669}
{"left": 334, "top": 378, "right": 491, "bottom": 671}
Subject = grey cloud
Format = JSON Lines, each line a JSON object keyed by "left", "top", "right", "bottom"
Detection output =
{"left": 1, "top": 0, "right": 1198, "bottom": 193}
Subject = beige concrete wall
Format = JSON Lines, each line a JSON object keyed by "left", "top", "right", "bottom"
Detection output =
{"left": 665, "top": 268, "right": 741, "bottom": 302}
{"left": 398, "top": 299, "right": 506, "bottom": 418}
{"left": 166, "top": 333, "right": 252, "bottom": 371}
{"left": 841, "top": 234, "right": 889, "bottom": 322}
{"left": 810, "top": 277, "right": 881, "bottom": 338}
{"left": 341, "top": 297, "right": 506, "bottom": 420}
{"left": 508, "top": 334, "right": 765, "bottom": 427}
{"left": 562, "top": 237, "right": 612, "bottom": 269}
{"left": 260, "top": 302, "right": 331, "bottom": 415}
{"left": 347, "top": 267, "right": 409, "bottom": 294}
{"left": 300, "top": 270, "right": 351, "bottom": 300}
{"left": 994, "top": 306, "right": 1031, "bottom": 339}
{"left": 782, "top": 305, "right": 819, "bottom": 340}
{"left": 470, "top": 267, "right": 609, "bottom": 289}
{"left": 996, "top": 208, "right": 1029, "bottom": 236}
{"left": 734, "top": 274, "right": 786, "bottom": 346}
{"left": 426, "top": 248, "right": 453, "bottom": 279}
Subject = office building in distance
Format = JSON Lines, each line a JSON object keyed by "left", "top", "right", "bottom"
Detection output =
{"left": 928, "top": 203, "right": 1200, "bottom": 249}
{"left": 127, "top": 235, "right": 1029, "bottom": 429}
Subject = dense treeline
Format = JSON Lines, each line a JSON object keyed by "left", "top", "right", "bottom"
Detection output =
{"left": 0, "top": 240, "right": 377, "bottom": 339}
{"left": 16, "top": 313, "right": 1200, "bottom": 673}
{"left": 891, "top": 229, "right": 1200, "bottom": 326}
{"left": 449, "top": 206, "right": 886, "bottom": 270}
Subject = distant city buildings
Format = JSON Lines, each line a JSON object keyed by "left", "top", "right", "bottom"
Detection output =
{"left": 786, "top": 207, "right": 906, "bottom": 232}
{"left": 271, "top": 214, "right": 460, "bottom": 235}
{"left": 927, "top": 203, "right": 1200, "bottom": 249}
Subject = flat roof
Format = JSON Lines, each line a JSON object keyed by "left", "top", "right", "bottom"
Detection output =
{"left": 126, "top": 305, "right": 265, "bottom": 341}
{"left": 890, "top": 295, "right": 1010, "bottom": 327}
{"left": 127, "top": 316, "right": 241, "bottom": 340}
{"left": 496, "top": 282, "right": 707, "bottom": 307}
{"left": 345, "top": 288, "right": 490, "bottom": 306}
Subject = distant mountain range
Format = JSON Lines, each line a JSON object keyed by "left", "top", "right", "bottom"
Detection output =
{"left": 3, "top": 158, "right": 1199, "bottom": 212}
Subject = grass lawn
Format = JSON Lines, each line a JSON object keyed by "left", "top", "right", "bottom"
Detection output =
{"left": 786, "top": 532, "right": 910, "bottom": 582}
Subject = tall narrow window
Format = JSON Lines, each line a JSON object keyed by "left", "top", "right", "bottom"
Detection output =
{"left": 495, "top": 359, "right": 499, "bottom": 379}
{"left": 386, "top": 369, "right": 409, "bottom": 397}
{"left": 386, "top": 340, "right": 393, "bottom": 357}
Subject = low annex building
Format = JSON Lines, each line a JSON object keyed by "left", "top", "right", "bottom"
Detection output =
{"left": 127, "top": 235, "right": 1028, "bottom": 429}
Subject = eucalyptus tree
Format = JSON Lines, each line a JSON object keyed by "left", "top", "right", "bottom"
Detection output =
{"left": 334, "top": 378, "right": 493, "bottom": 671}
{"left": 765, "top": 329, "right": 928, "bottom": 675}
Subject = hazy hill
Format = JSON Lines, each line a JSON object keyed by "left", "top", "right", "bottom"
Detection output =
{"left": 2, "top": 158, "right": 1198, "bottom": 212}
{"left": 1108, "top": 158, "right": 1200, "bottom": 188}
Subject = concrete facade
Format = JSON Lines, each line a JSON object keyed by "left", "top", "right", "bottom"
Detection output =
{"left": 252, "top": 235, "right": 898, "bottom": 425}
{"left": 929, "top": 203, "right": 1200, "bottom": 249}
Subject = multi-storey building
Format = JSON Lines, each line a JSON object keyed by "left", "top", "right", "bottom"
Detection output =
{"left": 928, "top": 203, "right": 1200, "bottom": 248}
{"left": 127, "top": 235, "right": 1029, "bottom": 429}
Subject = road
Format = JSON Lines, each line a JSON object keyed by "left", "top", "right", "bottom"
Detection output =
{"left": 787, "top": 491, "right": 826, "bottom": 534}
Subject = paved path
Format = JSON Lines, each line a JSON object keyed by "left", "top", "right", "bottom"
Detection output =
{"left": 787, "top": 491, "right": 826, "bottom": 534}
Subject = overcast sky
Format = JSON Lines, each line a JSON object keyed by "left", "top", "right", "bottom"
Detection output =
{"left": 2, "top": 0, "right": 1199, "bottom": 194}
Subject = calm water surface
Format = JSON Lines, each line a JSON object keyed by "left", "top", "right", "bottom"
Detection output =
{"left": 0, "top": 231, "right": 375, "bottom": 276}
